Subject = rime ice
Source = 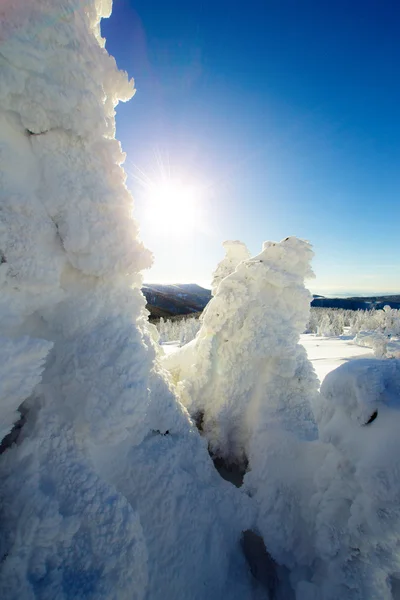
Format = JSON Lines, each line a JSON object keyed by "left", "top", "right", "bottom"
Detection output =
{"left": 0, "top": 2, "right": 254, "bottom": 598}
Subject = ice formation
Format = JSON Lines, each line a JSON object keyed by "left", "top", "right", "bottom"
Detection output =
{"left": 211, "top": 239, "right": 251, "bottom": 295}
{"left": 0, "top": 1, "right": 255, "bottom": 598}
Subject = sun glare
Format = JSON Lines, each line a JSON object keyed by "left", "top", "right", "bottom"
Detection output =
{"left": 144, "top": 178, "right": 198, "bottom": 235}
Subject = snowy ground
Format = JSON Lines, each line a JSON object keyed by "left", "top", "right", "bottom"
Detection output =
{"left": 300, "top": 334, "right": 373, "bottom": 383}
{"left": 159, "top": 341, "right": 181, "bottom": 355}
{"left": 161, "top": 334, "right": 374, "bottom": 384}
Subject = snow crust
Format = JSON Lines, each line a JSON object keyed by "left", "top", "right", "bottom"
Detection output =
{"left": 0, "top": 2, "right": 255, "bottom": 598}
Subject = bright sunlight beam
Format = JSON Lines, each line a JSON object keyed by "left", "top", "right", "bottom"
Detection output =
{"left": 144, "top": 178, "right": 198, "bottom": 235}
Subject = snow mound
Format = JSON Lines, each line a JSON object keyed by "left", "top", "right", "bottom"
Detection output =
{"left": 310, "top": 359, "right": 400, "bottom": 599}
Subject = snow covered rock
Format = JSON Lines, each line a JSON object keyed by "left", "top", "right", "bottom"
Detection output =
{"left": 211, "top": 239, "right": 251, "bottom": 295}
{"left": 0, "top": 2, "right": 255, "bottom": 598}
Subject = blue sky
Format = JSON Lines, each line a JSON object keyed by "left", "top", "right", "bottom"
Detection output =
{"left": 102, "top": 0, "right": 400, "bottom": 295}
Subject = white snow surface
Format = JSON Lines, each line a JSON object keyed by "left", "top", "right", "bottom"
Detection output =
{"left": 0, "top": 2, "right": 256, "bottom": 599}
{"left": 164, "top": 342, "right": 400, "bottom": 598}
{"left": 301, "top": 334, "right": 373, "bottom": 383}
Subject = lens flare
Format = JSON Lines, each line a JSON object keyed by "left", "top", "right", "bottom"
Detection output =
{"left": 144, "top": 178, "right": 198, "bottom": 235}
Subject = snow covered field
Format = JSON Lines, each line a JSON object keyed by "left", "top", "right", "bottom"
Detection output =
{"left": 300, "top": 334, "right": 373, "bottom": 383}
{"left": 161, "top": 334, "right": 374, "bottom": 384}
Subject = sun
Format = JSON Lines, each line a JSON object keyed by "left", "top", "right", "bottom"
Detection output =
{"left": 144, "top": 178, "right": 198, "bottom": 235}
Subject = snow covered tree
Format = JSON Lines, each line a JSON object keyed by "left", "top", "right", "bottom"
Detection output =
{"left": 178, "top": 238, "right": 317, "bottom": 457}
{"left": 211, "top": 239, "right": 250, "bottom": 295}
{"left": 305, "top": 308, "right": 320, "bottom": 333}
{"left": 317, "top": 310, "right": 344, "bottom": 337}
{"left": 0, "top": 2, "right": 255, "bottom": 598}
{"left": 175, "top": 237, "right": 320, "bottom": 569}
{"left": 380, "top": 305, "right": 400, "bottom": 337}
{"left": 157, "top": 315, "right": 201, "bottom": 345}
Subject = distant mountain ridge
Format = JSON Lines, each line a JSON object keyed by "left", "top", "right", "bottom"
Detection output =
{"left": 142, "top": 284, "right": 400, "bottom": 319}
{"left": 142, "top": 284, "right": 212, "bottom": 319}
{"left": 312, "top": 294, "right": 400, "bottom": 310}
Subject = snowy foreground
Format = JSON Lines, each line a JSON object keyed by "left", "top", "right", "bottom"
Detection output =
{"left": 300, "top": 335, "right": 373, "bottom": 383}
{"left": 1, "top": 2, "right": 400, "bottom": 600}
